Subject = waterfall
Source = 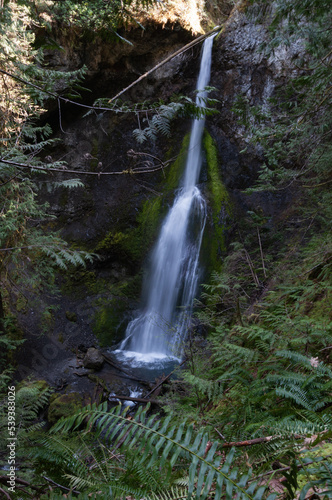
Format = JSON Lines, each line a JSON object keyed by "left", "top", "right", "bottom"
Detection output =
{"left": 116, "top": 34, "right": 215, "bottom": 365}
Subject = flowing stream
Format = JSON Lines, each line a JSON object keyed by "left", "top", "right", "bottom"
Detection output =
{"left": 115, "top": 35, "right": 215, "bottom": 367}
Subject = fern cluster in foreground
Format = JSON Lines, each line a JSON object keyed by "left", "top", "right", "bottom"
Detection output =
{"left": 38, "top": 402, "right": 276, "bottom": 500}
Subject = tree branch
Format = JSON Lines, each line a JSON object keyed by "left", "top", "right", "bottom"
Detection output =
{"left": 0, "top": 487, "right": 11, "bottom": 500}
{"left": 221, "top": 434, "right": 303, "bottom": 448}
{"left": 0, "top": 157, "right": 169, "bottom": 176}
{"left": 0, "top": 26, "right": 221, "bottom": 114}
{"left": 0, "top": 475, "right": 46, "bottom": 493}
{"left": 144, "top": 358, "right": 187, "bottom": 399}
{"left": 109, "top": 26, "right": 221, "bottom": 103}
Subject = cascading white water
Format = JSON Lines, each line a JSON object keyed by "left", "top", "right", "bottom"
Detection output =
{"left": 116, "top": 34, "right": 216, "bottom": 365}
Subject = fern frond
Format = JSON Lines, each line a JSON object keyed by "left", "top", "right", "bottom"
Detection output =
{"left": 52, "top": 402, "right": 277, "bottom": 500}
{"left": 182, "top": 373, "right": 224, "bottom": 401}
{"left": 150, "top": 486, "right": 189, "bottom": 499}
{"left": 49, "top": 178, "right": 85, "bottom": 190}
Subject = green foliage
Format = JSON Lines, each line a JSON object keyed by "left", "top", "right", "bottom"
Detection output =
{"left": 0, "top": 379, "right": 52, "bottom": 469}
{"left": 92, "top": 92, "right": 219, "bottom": 145}
{"left": 164, "top": 221, "right": 332, "bottom": 496}
{"left": 298, "top": 458, "right": 332, "bottom": 499}
{"left": 0, "top": 0, "right": 94, "bottom": 366}
{"left": 132, "top": 91, "right": 219, "bottom": 144}
{"left": 38, "top": 0, "right": 158, "bottom": 41}
{"left": 41, "top": 402, "right": 277, "bottom": 500}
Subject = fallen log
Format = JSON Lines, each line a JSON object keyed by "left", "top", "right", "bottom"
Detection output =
{"left": 109, "top": 394, "right": 160, "bottom": 405}
{"left": 145, "top": 358, "right": 187, "bottom": 399}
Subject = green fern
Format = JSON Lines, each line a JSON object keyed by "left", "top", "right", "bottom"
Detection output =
{"left": 298, "top": 460, "right": 332, "bottom": 500}
{"left": 51, "top": 402, "right": 277, "bottom": 500}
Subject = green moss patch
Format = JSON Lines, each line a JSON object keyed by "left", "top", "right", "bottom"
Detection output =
{"left": 92, "top": 297, "right": 130, "bottom": 347}
{"left": 203, "top": 131, "right": 232, "bottom": 271}
{"left": 48, "top": 392, "right": 83, "bottom": 426}
{"left": 166, "top": 134, "right": 190, "bottom": 192}
{"left": 61, "top": 270, "right": 98, "bottom": 298}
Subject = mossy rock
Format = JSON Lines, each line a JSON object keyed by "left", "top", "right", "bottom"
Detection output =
{"left": 202, "top": 131, "right": 232, "bottom": 272}
{"left": 92, "top": 297, "right": 129, "bottom": 347}
{"left": 48, "top": 392, "right": 83, "bottom": 426}
{"left": 16, "top": 378, "right": 49, "bottom": 393}
{"left": 66, "top": 310, "right": 77, "bottom": 322}
{"left": 83, "top": 347, "right": 104, "bottom": 370}
{"left": 95, "top": 197, "right": 165, "bottom": 265}
{"left": 61, "top": 270, "right": 98, "bottom": 298}
{"left": 95, "top": 230, "right": 130, "bottom": 253}
{"left": 165, "top": 134, "right": 190, "bottom": 192}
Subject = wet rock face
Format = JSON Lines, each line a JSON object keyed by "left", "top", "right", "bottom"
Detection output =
{"left": 40, "top": 22, "right": 196, "bottom": 101}
{"left": 42, "top": 8, "right": 301, "bottom": 246}
{"left": 39, "top": 22, "right": 201, "bottom": 254}
{"left": 208, "top": 6, "right": 302, "bottom": 191}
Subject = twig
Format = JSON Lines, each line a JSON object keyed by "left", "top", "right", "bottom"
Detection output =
{"left": 12, "top": 486, "right": 34, "bottom": 498}
{"left": 0, "top": 157, "right": 170, "bottom": 177}
{"left": 257, "top": 227, "right": 267, "bottom": 279}
{"left": 0, "top": 175, "right": 19, "bottom": 187}
{"left": 144, "top": 358, "right": 187, "bottom": 399}
{"left": 299, "top": 263, "right": 323, "bottom": 277}
{"left": 221, "top": 434, "right": 303, "bottom": 448}
{"left": 214, "top": 427, "right": 226, "bottom": 440}
{"left": 0, "top": 487, "right": 11, "bottom": 499}
{"left": 0, "top": 476, "right": 46, "bottom": 493}
{"left": 254, "top": 454, "right": 332, "bottom": 481}
{"left": 42, "top": 476, "right": 80, "bottom": 495}
{"left": 243, "top": 248, "right": 260, "bottom": 287}
{"left": 127, "top": 150, "right": 169, "bottom": 178}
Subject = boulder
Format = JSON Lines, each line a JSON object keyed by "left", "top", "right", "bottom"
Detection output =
{"left": 48, "top": 392, "right": 82, "bottom": 425}
{"left": 83, "top": 347, "right": 104, "bottom": 370}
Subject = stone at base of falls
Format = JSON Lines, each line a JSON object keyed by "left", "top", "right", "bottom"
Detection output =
{"left": 83, "top": 348, "right": 104, "bottom": 370}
